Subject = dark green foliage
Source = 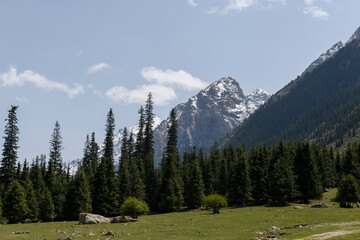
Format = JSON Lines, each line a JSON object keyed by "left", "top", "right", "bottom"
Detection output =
{"left": 118, "top": 128, "right": 132, "bottom": 204}
{"left": 24, "top": 182, "right": 38, "bottom": 220}
{"left": 3, "top": 180, "right": 29, "bottom": 223}
{"left": 294, "top": 141, "right": 322, "bottom": 203}
{"left": 143, "top": 93, "right": 156, "bottom": 208}
{"left": 39, "top": 188, "right": 55, "bottom": 222}
{"left": 65, "top": 168, "right": 92, "bottom": 220}
{"left": 269, "top": 141, "right": 297, "bottom": 205}
{"left": 120, "top": 197, "right": 149, "bottom": 219}
{"left": 49, "top": 121, "right": 63, "bottom": 175}
{"left": 166, "top": 108, "right": 178, "bottom": 155}
{"left": 203, "top": 194, "right": 228, "bottom": 214}
{"left": 336, "top": 174, "right": 360, "bottom": 208}
{"left": 92, "top": 158, "right": 107, "bottom": 215}
{"left": 228, "top": 146, "right": 252, "bottom": 205}
{"left": 207, "top": 144, "right": 220, "bottom": 195}
{"left": 159, "top": 147, "right": 183, "bottom": 212}
{"left": 1, "top": 106, "right": 19, "bottom": 195}
{"left": 249, "top": 144, "right": 270, "bottom": 205}
{"left": 183, "top": 148, "right": 205, "bottom": 209}
{"left": 53, "top": 172, "right": 67, "bottom": 220}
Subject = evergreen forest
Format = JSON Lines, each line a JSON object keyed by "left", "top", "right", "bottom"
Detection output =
{"left": 1, "top": 91, "right": 360, "bottom": 224}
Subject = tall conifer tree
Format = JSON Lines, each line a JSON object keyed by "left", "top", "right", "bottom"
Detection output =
{"left": 0, "top": 106, "right": 19, "bottom": 194}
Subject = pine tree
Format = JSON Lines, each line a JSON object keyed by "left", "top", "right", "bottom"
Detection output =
{"left": 159, "top": 108, "right": 183, "bottom": 211}
{"left": 248, "top": 144, "right": 270, "bottom": 204}
{"left": 49, "top": 121, "right": 63, "bottom": 175}
{"left": 294, "top": 141, "right": 322, "bottom": 203}
{"left": 143, "top": 93, "right": 156, "bottom": 207}
{"left": 228, "top": 146, "right": 252, "bottom": 206}
{"left": 183, "top": 147, "right": 204, "bottom": 209}
{"left": 93, "top": 108, "right": 118, "bottom": 216}
{"left": 3, "top": 180, "right": 29, "bottom": 223}
{"left": 24, "top": 181, "right": 39, "bottom": 220}
{"left": 30, "top": 156, "right": 46, "bottom": 202}
{"left": 82, "top": 134, "right": 92, "bottom": 174}
{"left": 207, "top": 144, "right": 220, "bottom": 195}
{"left": 0, "top": 106, "right": 19, "bottom": 195}
{"left": 269, "top": 140, "right": 297, "bottom": 205}
{"left": 39, "top": 188, "right": 55, "bottom": 222}
{"left": 135, "top": 106, "right": 146, "bottom": 179}
{"left": 118, "top": 128, "right": 132, "bottom": 204}
{"left": 53, "top": 172, "right": 67, "bottom": 220}
{"left": 89, "top": 132, "right": 99, "bottom": 196}
{"left": 65, "top": 168, "right": 92, "bottom": 220}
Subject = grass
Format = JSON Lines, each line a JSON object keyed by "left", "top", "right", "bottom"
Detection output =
{"left": 1, "top": 189, "right": 360, "bottom": 239}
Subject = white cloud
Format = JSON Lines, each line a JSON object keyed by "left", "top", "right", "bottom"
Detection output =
{"left": 303, "top": 5, "right": 329, "bottom": 19}
{"left": 0, "top": 67, "right": 84, "bottom": 98}
{"left": 304, "top": 0, "right": 315, "bottom": 4}
{"left": 140, "top": 66, "right": 208, "bottom": 91}
{"left": 187, "top": 0, "right": 197, "bottom": 6}
{"left": 206, "top": 7, "right": 219, "bottom": 14}
{"left": 106, "top": 84, "right": 177, "bottom": 106}
{"left": 16, "top": 97, "right": 30, "bottom": 104}
{"left": 88, "top": 84, "right": 103, "bottom": 97}
{"left": 222, "top": 0, "right": 257, "bottom": 14}
{"left": 88, "top": 62, "right": 111, "bottom": 74}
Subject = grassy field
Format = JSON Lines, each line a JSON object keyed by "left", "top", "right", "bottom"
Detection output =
{"left": 1, "top": 189, "right": 360, "bottom": 240}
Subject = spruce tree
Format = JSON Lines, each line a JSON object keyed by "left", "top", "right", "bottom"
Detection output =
{"left": 269, "top": 140, "right": 297, "bottom": 205}
{"left": 30, "top": 156, "right": 46, "bottom": 203}
{"left": 135, "top": 106, "right": 146, "bottom": 179}
{"left": 49, "top": 121, "right": 63, "bottom": 175}
{"left": 3, "top": 180, "right": 29, "bottom": 223}
{"left": 159, "top": 108, "right": 183, "bottom": 211}
{"left": 118, "top": 128, "right": 132, "bottom": 204}
{"left": 248, "top": 144, "right": 270, "bottom": 204}
{"left": 94, "top": 108, "right": 118, "bottom": 215}
{"left": 183, "top": 148, "right": 204, "bottom": 209}
{"left": 228, "top": 146, "right": 251, "bottom": 206}
{"left": 143, "top": 93, "right": 156, "bottom": 207}
{"left": 24, "top": 181, "right": 39, "bottom": 220}
{"left": 294, "top": 141, "right": 322, "bottom": 203}
{"left": 65, "top": 168, "right": 92, "bottom": 220}
{"left": 53, "top": 172, "right": 67, "bottom": 220}
{"left": 39, "top": 188, "right": 55, "bottom": 222}
{"left": 0, "top": 106, "right": 19, "bottom": 195}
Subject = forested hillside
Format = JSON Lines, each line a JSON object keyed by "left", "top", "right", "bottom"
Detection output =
{"left": 224, "top": 39, "right": 360, "bottom": 149}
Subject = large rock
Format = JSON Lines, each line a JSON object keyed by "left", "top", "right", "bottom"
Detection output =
{"left": 311, "top": 203, "right": 328, "bottom": 208}
{"left": 79, "top": 213, "right": 110, "bottom": 224}
{"left": 111, "top": 216, "right": 138, "bottom": 223}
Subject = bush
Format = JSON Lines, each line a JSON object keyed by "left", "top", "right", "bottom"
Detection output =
{"left": 120, "top": 197, "right": 149, "bottom": 219}
{"left": 335, "top": 175, "right": 360, "bottom": 208}
{"left": 203, "top": 194, "right": 228, "bottom": 214}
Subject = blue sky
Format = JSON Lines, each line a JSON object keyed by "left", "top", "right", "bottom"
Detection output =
{"left": 0, "top": 0, "right": 359, "bottom": 163}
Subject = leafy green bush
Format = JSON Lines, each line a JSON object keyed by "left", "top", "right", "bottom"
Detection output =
{"left": 120, "top": 197, "right": 149, "bottom": 219}
{"left": 203, "top": 194, "right": 228, "bottom": 214}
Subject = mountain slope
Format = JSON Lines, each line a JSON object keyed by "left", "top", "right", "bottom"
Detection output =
{"left": 224, "top": 38, "right": 360, "bottom": 149}
{"left": 153, "top": 77, "right": 270, "bottom": 163}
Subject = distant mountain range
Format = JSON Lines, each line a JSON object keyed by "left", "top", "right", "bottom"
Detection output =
{"left": 223, "top": 25, "right": 360, "bottom": 149}
{"left": 112, "top": 77, "right": 270, "bottom": 164}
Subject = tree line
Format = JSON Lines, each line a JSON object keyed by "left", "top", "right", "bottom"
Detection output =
{"left": 1, "top": 93, "right": 360, "bottom": 223}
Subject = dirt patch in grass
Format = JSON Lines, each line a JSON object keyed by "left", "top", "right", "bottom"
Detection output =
{"left": 304, "top": 229, "right": 360, "bottom": 239}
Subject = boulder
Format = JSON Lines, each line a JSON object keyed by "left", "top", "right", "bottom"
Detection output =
{"left": 24, "top": 218, "right": 33, "bottom": 223}
{"left": 294, "top": 206, "right": 303, "bottom": 209}
{"left": 111, "top": 216, "right": 138, "bottom": 223}
{"left": 78, "top": 213, "right": 110, "bottom": 224}
{"left": 311, "top": 203, "right": 328, "bottom": 208}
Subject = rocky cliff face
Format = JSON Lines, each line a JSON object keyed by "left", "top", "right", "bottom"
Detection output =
{"left": 153, "top": 77, "right": 270, "bottom": 163}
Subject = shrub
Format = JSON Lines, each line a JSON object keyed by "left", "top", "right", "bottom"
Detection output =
{"left": 203, "top": 194, "right": 228, "bottom": 214}
{"left": 120, "top": 197, "right": 149, "bottom": 219}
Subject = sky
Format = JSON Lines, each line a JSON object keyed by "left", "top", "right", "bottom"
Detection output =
{"left": 0, "top": 0, "right": 360, "bottom": 163}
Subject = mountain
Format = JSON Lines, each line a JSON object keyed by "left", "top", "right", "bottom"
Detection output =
{"left": 223, "top": 31, "right": 360, "bottom": 149}
{"left": 153, "top": 77, "right": 270, "bottom": 163}
{"left": 303, "top": 26, "right": 360, "bottom": 75}
{"left": 303, "top": 41, "right": 343, "bottom": 74}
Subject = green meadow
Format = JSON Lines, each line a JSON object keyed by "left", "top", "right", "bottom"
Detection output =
{"left": 1, "top": 189, "right": 360, "bottom": 240}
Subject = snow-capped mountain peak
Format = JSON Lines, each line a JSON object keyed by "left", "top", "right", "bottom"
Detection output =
{"left": 346, "top": 26, "right": 360, "bottom": 44}
{"left": 304, "top": 41, "right": 343, "bottom": 74}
